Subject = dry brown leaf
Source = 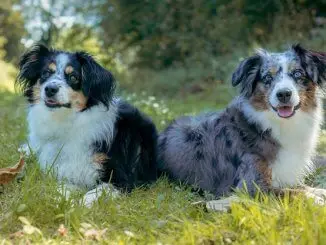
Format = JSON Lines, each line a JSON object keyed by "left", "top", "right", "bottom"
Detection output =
{"left": 83, "top": 228, "right": 107, "bottom": 240}
{"left": 124, "top": 230, "right": 136, "bottom": 238}
{"left": 79, "top": 223, "right": 107, "bottom": 241}
{"left": 19, "top": 216, "right": 42, "bottom": 236}
{"left": 0, "top": 156, "right": 25, "bottom": 184}
{"left": 9, "top": 231, "right": 25, "bottom": 239}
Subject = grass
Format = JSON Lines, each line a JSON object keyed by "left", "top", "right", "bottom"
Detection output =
{"left": 1, "top": 88, "right": 326, "bottom": 244}
{"left": 1, "top": 12, "right": 325, "bottom": 243}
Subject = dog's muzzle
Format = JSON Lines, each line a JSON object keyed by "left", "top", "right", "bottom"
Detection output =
{"left": 44, "top": 84, "right": 71, "bottom": 109}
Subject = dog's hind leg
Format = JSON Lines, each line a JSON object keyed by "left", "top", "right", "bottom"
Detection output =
{"left": 55, "top": 183, "right": 119, "bottom": 207}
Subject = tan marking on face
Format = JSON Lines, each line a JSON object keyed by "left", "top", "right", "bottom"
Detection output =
{"left": 65, "top": 66, "right": 74, "bottom": 75}
{"left": 49, "top": 62, "right": 56, "bottom": 72}
{"left": 299, "top": 82, "right": 317, "bottom": 112}
{"left": 269, "top": 66, "right": 278, "bottom": 76}
{"left": 250, "top": 83, "right": 269, "bottom": 111}
{"left": 93, "top": 153, "right": 109, "bottom": 166}
{"left": 68, "top": 88, "right": 88, "bottom": 111}
{"left": 32, "top": 80, "right": 41, "bottom": 104}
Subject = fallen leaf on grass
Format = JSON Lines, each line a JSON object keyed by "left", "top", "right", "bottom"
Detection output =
{"left": 84, "top": 229, "right": 107, "bottom": 240}
{"left": 9, "top": 217, "right": 43, "bottom": 240}
{"left": 9, "top": 231, "right": 24, "bottom": 239}
{"left": 19, "top": 216, "right": 42, "bottom": 236}
{"left": 79, "top": 223, "right": 107, "bottom": 241}
{"left": 0, "top": 155, "right": 25, "bottom": 185}
{"left": 124, "top": 230, "right": 135, "bottom": 238}
{"left": 57, "top": 224, "right": 68, "bottom": 237}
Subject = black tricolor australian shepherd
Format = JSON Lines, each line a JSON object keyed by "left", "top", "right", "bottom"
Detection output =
{"left": 158, "top": 45, "right": 326, "bottom": 207}
{"left": 16, "top": 44, "right": 157, "bottom": 206}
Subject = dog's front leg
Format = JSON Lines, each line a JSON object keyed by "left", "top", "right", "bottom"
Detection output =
{"left": 83, "top": 183, "right": 120, "bottom": 207}
{"left": 57, "top": 183, "right": 80, "bottom": 200}
{"left": 273, "top": 186, "right": 326, "bottom": 205}
{"left": 302, "top": 185, "right": 326, "bottom": 205}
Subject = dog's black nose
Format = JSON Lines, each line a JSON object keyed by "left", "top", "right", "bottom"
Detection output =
{"left": 45, "top": 84, "right": 59, "bottom": 97}
{"left": 276, "top": 89, "right": 292, "bottom": 104}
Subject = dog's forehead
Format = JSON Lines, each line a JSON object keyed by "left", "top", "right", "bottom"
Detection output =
{"left": 47, "top": 53, "right": 81, "bottom": 72}
{"left": 260, "top": 50, "right": 300, "bottom": 73}
{"left": 55, "top": 53, "right": 70, "bottom": 70}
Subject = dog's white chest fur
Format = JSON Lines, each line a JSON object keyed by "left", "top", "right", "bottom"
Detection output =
{"left": 27, "top": 103, "right": 116, "bottom": 189}
{"left": 266, "top": 107, "right": 322, "bottom": 188}
{"left": 242, "top": 100, "right": 322, "bottom": 188}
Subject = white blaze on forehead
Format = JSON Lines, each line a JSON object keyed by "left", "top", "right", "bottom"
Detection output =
{"left": 269, "top": 53, "right": 300, "bottom": 107}
{"left": 40, "top": 53, "right": 71, "bottom": 104}
{"left": 55, "top": 53, "right": 70, "bottom": 76}
{"left": 279, "top": 54, "right": 289, "bottom": 73}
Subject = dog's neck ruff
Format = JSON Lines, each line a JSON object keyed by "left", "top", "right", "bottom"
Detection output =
{"left": 237, "top": 96, "right": 323, "bottom": 188}
{"left": 27, "top": 100, "right": 118, "bottom": 188}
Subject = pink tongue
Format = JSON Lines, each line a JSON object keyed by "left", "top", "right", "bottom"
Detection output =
{"left": 277, "top": 106, "right": 293, "bottom": 118}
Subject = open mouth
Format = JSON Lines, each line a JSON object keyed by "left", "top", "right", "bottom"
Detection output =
{"left": 272, "top": 103, "right": 301, "bottom": 119}
{"left": 45, "top": 99, "right": 71, "bottom": 109}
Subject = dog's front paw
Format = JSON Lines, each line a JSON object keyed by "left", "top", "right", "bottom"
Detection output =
{"left": 205, "top": 195, "right": 239, "bottom": 212}
{"left": 82, "top": 183, "right": 120, "bottom": 208}
{"left": 304, "top": 186, "right": 326, "bottom": 206}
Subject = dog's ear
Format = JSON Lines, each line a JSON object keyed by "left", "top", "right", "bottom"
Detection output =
{"left": 292, "top": 44, "right": 326, "bottom": 85}
{"left": 232, "top": 54, "right": 262, "bottom": 97}
{"left": 16, "top": 43, "right": 50, "bottom": 96}
{"left": 77, "top": 52, "right": 116, "bottom": 108}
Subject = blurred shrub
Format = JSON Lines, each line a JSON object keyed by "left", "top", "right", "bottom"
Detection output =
{"left": 96, "top": 0, "right": 324, "bottom": 71}
{"left": 99, "top": 0, "right": 249, "bottom": 69}
{"left": 53, "top": 24, "right": 129, "bottom": 79}
{"left": 0, "top": 36, "right": 7, "bottom": 59}
{"left": 0, "top": 58, "right": 17, "bottom": 92}
{"left": 0, "top": 0, "right": 25, "bottom": 64}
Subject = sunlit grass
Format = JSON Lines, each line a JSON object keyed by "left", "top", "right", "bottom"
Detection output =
{"left": 0, "top": 60, "right": 16, "bottom": 93}
{"left": 1, "top": 85, "right": 326, "bottom": 243}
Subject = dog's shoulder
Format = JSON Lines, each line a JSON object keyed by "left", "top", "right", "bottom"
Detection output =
{"left": 97, "top": 99, "right": 158, "bottom": 188}
{"left": 115, "top": 99, "right": 158, "bottom": 140}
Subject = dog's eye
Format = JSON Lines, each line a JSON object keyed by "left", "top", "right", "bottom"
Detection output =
{"left": 70, "top": 75, "right": 78, "bottom": 83}
{"left": 264, "top": 74, "right": 273, "bottom": 84}
{"left": 42, "top": 70, "right": 52, "bottom": 78}
{"left": 293, "top": 70, "right": 303, "bottom": 79}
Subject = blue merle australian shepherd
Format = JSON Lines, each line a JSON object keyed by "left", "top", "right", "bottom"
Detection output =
{"left": 16, "top": 44, "right": 157, "bottom": 206}
{"left": 158, "top": 45, "right": 326, "bottom": 206}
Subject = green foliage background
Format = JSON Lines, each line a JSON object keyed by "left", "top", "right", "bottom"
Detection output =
{"left": 1, "top": 0, "right": 325, "bottom": 100}
{"left": 0, "top": 1, "right": 326, "bottom": 243}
